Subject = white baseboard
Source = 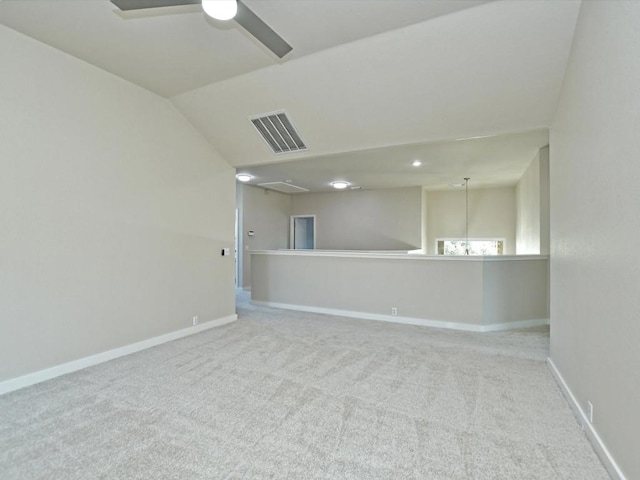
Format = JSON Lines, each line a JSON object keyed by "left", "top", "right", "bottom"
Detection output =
{"left": 547, "top": 357, "right": 627, "bottom": 480}
{"left": 481, "top": 317, "right": 549, "bottom": 332}
{"left": 0, "top": 314, "right": 237, "bottom": 396}
{"left": 252, "top": 301, "right": 549, "bottom": 333}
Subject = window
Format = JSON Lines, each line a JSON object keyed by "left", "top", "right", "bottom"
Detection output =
{"left": 437, "top": 239, "right": 504, "bottom": 256}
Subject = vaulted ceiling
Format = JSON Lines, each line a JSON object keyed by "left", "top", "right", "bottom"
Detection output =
{"left": 0, "top": 0, "right": 491, "bottom": 97}
{"left": 0, "top": 0, "right": 581, "bottom": 190}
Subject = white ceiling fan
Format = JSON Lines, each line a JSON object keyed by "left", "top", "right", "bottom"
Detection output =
{"left": 110, "top": 0, "right": 293, "bottom": 58}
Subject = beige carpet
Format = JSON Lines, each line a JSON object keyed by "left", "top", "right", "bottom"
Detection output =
{"left": 0, "top": 290, "right": 609, "bottom": 479}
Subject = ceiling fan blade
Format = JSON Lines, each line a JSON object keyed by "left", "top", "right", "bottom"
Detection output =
{"left": 111, "top": 0, "right": 292, "bottom": 58}
{"left": 235, "top": 1, "right": 292, "bottom": 58}
{"left": 111, "top": 0, "right": 200, "bottom": 11}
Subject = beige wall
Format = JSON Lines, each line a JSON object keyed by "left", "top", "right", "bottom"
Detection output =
{"left": 539, "top": 147, "right": 550, "bottom": 256}
{"left": 253, "top": 253, "right": 483, "bottom": 325}
{"left": 482, "top": 258, "right": 548, "bottom": 325}
{"left": 239, "top": 184, "right": 292, "bottom": 288}
{"left": 244, "top": 184, "right": 523, "bottom": 270}
{"left": 426, "top": 187, "right": 516, "bottom": 254}
{"left": 251, "top": 252, "right": 548, "bottom": 330}
{"left": 516, "top": 151, "right": 541, "bottom": 254}
{"left": 291, "top": 187, "right": 422, "bottom": 250}
{"left": 516, "top": 146, "right": 550, "bottom": 255}
{"left": 550, "top": 1, "right": 640, "bottom": 478}
{"left": 0, "top": 26, "right": 236, "bottom": 382}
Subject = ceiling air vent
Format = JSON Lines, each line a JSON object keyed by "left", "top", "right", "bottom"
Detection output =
{"left": 258, "top": 182, "right": 309, "bottom": 194}
{"left": 250, "top": 111, "right": 307, "bottom": 154}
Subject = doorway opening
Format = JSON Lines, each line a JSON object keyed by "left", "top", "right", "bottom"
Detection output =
{"left": 234, "top": 208, "right": 239, "bottom": 287}
{"left": 290, "top": 215, "right": 316, "bottom": 249}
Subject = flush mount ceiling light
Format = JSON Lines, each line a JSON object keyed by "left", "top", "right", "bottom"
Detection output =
{"left": 236, "top": 173, "right": 252, "bottom": 182}
{"left": 202, "top": 0, "right": 237, "bottom": 20}
{"left": 412, "top": 160, "right": 422, "bottom": 167}
{"left": 331, "top": 181, "right": 350, "bottom": 190}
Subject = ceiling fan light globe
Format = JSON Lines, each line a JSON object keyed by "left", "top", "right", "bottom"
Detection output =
{"left": 202, "top": 0, "right": 237, "bottom": 21}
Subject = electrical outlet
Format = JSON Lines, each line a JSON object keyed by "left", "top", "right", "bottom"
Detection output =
{"left": 192, "top": 316, "right": 198, "bottom": 326}
{"left": 391, "top": 307, "right": 398, "bottom": 316}
{"left": 587, "top": 401, "right": 593, "bottom": 423}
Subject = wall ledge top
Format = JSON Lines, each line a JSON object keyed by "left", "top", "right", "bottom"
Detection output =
{"left": 250, "top": 250, "right": 548, "bottom": 262}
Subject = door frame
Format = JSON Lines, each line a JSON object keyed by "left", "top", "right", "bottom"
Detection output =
{"left": 290, "top": 215, "right": 316, "bottom": 249}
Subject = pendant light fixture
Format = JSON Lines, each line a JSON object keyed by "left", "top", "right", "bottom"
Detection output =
{"left": 464, "top": 177, "right": 470, "bottom": 255}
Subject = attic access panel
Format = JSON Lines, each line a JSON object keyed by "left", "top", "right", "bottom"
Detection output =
{"left": 257, "top": 182, "right": 309, "bottom": 194}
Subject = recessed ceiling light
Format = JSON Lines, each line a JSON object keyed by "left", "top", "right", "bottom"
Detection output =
{"left": 331, "top": 181, "right": 350, "bottom": 189}
{"left": 236, "top": 174, "right": 252, "bottom": 182}
{"left": 412, "top": 160, "right": 422, "bottom": 167}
